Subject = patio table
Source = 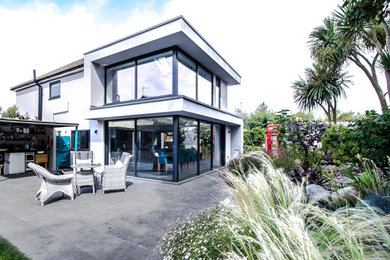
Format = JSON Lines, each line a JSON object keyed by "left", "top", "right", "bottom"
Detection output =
{"left": 71, "top": 163, "right": 101, "bottom": 194}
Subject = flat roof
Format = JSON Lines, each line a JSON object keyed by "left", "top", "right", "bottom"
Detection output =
{"left": 85, "top": 16, "right": 240, "bottom": 78}
{"left": 0, "top": 118, "right": 78, "bottom": 128}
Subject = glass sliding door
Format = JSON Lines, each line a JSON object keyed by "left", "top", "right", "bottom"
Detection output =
{"left": 213, "top": 124, "right": 222, "bottom": 168}
{"left": 178, "top": 117, "right": 198, "bottom": 181}
{"left": 199, "top": 122, "right": 212, "bottom": 172}
{"left": 108, "top": 120, "right": 135, "bottom": 175}
{"left": 136, "top": 117, "right": 174, "bottom": 181}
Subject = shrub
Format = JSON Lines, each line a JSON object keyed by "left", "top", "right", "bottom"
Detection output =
{"left": 154, "top": 204, "right": 233, "bottom": 259}
{"left": 322, "top": 110, "right": 390, "bottom": 171}
{"left": 342, "top": 156, "right": 390, "bottom": 199}
{"left": 272, "top": 149, "right": 297, "bottom": 173}
{"left": 243, "top": 127, "right": 266, "bottom": 147}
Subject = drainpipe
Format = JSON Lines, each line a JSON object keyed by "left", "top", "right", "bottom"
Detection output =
{"left": 33, "top": 69, "right": 43, "bottom": 121}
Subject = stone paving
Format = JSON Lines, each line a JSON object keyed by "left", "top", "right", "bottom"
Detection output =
{"left": 0, "top": 171, "right": 227, "bottom": 260}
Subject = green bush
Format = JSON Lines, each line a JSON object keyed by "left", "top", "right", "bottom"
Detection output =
{"left": 343, "top": 156, "right": 390, "bottom": 198}
{"left": 322, "top": 110, "right": 390, "bottom": 170}
{"left": 154, "top": 205, "right": 232, "bottom": 259}
{"left": 272, "top": 149, "right": 297, "bottom": 173}
{"left": 243, "top": 127, "right": 266, "bottom": 147}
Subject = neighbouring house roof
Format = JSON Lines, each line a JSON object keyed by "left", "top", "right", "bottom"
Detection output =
{"left": 0, "top": 118, "right": 78, "bottom": 128}
{"left": 10, "top": 58, "right": 84, "bottom": 91}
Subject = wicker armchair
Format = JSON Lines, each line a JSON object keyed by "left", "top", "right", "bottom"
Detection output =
{"left": 101, "top": 152, "right": 132, "bottom": 194}
{"left": 28, "top": 163, "right": 74, "bottom": 206}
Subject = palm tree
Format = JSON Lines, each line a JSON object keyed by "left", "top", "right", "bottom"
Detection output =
{"left": 309, "top": 6, "right": 389, "bottom": 114}
{"left": 292, "top": 64, "right": 349, "bottom": 125}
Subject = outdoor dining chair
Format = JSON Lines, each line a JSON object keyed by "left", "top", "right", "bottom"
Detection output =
{"left": 71, "top": 151, "right": 96, "bottom": 195}
{"left": 101, "top": 152, "right": 132, "bottom": 194}
{"left": 28, "top": 162, "right": 74, "bottom": 206}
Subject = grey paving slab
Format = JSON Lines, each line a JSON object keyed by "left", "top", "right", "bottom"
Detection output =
{"left": 0, "top": 172, "right": 227, "bottom": 259}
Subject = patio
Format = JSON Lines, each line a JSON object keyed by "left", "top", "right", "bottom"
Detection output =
{"left": 0, "top": 171, "right": 227, "bottom": 260}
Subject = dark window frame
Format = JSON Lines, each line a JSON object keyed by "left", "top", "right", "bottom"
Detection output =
{"left": 71, "top": 129, "right": 90, "bottom": 151}
{"left": 49, "top": 80, "right": 61, "bottom": 100}
{"left": 104, "top": 47, "right": 216, "bottom": 108}
{"left": 104, "top": 115, "right": 225, "bottom": 182}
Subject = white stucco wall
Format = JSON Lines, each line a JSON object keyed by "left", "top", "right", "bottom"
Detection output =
{"left": 16, "top": 85, "right": 39, "bottom": 119}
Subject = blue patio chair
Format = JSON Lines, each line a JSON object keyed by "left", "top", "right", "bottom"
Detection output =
{"left": 156, "top": 149, "right": 173, "bottom": 173}
{"left": 179, "top": 149, "right": 187, "bottom": 169}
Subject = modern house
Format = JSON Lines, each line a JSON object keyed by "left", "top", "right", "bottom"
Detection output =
{"left": 11, "top": 16, "right": 243, "bottom": 182}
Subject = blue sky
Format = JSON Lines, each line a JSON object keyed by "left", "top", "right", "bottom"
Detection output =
{"left": 0, "top": 0, "right": 383, "bottom": 116}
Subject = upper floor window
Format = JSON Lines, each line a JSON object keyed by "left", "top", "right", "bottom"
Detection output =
{"left": 178, "top": 52, "right": 196, "bottom": 100}
{"left": 104, "top": 49, "right": 222, "bottom": 109}
{"left": 137, "top": 51, "right": 173, "bottom": 99}
{"left": 197, "top": 66, "right": 212, "bottom": 106}
{"left": 215, "top": 78, "right": 221, "bottom": 109}
{"left": 106, "top": 62, "right": 135, "bottom": 103}
{"left": 49, "top": 81, "right": 61, "bottom": 99}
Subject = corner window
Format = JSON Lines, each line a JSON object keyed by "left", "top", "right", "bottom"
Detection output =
{"left": 71, "top": 130, "right": 90, "bottom": 151}
{"left": 137, "top": 51, "right": 173, "bottom": 99}
{"left": 106, "top": 62, "right": 135, "bottom": 104}
{"left": 215, "top": 78, "right": 221, "bottom": 109}
{"left": 198, "top": 66, "right": 212, "bottom": 105}
{"left": 49, "top": 81, "right": 61, "bottom": 99}
{"left": 178, "top": 52, "right": 196, "bottom": 99}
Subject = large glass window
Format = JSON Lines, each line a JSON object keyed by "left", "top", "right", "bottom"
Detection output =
{"left": 179, "top": 117, "right": 198, "bottom": 181}
{"left": 198, "top": 66, "right": 212, "bottom": 105}
{"left": 108, "top": 120, "right": 135, "bottom": 175}
{"left": 106, "top": 62, "right": 135, "bottom": 103}
{"left": 137, "top": 51, "right": 173, "bottom": 99}
{"left": 137, "top": 117, "right": 174, "bottom": 181}
{"left": 215, "top": 78, "right": 221, "bottom": 108}
{"left": 178, "top": 52, "right": 196, "bottom": 99}
{"left": 199, "top": 122, "right": 212, "bottom": 172}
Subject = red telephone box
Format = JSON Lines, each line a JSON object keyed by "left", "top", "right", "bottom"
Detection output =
{"left": 266, "top": 124, "right": 280, "bottom": 157}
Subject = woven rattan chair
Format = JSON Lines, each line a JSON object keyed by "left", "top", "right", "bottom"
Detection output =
{"left": 28, "top": 163, "right": 74, "bottom": 206}
{"left": 101, "top": 152, "right": 132, "bottom": 194}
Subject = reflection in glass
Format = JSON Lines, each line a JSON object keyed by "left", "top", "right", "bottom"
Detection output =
{"left": 137, "top": 51, "right": 173, "bottom": 99}
{"left": 213, "top": 124, "right": 222, "bottom": 168}
{"left": 178, "top": 52, "right": 196, "bottom": 99}
{"left": 199, "top": 122, "right": 212, "bottom": 172}
{"left": 215, "top": 78, "right": 220, "bottom": 108}
{"left": 198, "top": 66, "right": 212, "bottom": 105}
{"left": 106, "top": 62, "right": 135, "bottom": 103}
{"left": 179, "top": 118, "right": 198, "bottom": 180}
{"left": 137, "top": 117, "right": 174, "bottom": 181}
{"left": 108, "top": 120, "right": 135, "bottom": 175}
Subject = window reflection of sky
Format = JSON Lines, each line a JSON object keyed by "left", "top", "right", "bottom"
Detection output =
{"left": 137, "top": 56, "right": 172, "bottom": 98}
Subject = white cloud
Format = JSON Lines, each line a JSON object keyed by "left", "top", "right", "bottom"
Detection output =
{"left": 0, "top": 0, "right": 383, "bottom": 116}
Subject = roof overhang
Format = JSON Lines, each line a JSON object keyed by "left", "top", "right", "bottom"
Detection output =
{"left": 86, "top": 96, "right": 243, "bottom": 126}
{"left": 0, "top": 118, "right": 78, "bottom": 128}
{"left": 84, "top": 16, "right": 240, "bottom": 86}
